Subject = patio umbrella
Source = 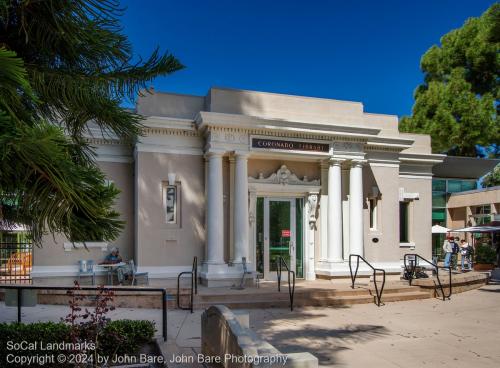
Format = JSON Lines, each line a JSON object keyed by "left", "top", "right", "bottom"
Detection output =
{"left": 432, "top": 225, "right": 450, "bottom": 234}
{"left": 453, "top": 221, "right": 500, "bottom": 233}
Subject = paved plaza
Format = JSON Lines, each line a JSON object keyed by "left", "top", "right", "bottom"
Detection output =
{"left": 1, "top": 283, "right": 499, "bottom": 367}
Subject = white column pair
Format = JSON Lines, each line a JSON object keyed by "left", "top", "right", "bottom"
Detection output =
{"left": 206, "top": 151, "right": 249, "bottom": 265}
{"left": 326, "top": 159, "right": 364, "bottom": 261}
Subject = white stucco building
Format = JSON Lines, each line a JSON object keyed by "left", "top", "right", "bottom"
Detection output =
{"left": 33, "top": 87, "right": 445, "bottom": 286}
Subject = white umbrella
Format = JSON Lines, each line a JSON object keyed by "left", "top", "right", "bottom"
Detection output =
{"left": 432, "top": 225, "right": 450, "bottom": 234}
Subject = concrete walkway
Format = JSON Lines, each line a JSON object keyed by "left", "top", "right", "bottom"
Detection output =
{"left": 1, "top": 283, "right": 499, "bottom": 367}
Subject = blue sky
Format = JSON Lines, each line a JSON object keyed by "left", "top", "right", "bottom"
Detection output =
{"left": 120, "top": 0, "right": 494, "bottom": 117}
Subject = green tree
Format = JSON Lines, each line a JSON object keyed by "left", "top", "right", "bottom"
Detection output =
{"left": 482, "top": 164, "right": 500, "bottom": 188}
{"left": 400, "top": 4, "right": 499, "bottom": 157}
{"left": 0, "top": 0, "right": 183, "bottom": 244}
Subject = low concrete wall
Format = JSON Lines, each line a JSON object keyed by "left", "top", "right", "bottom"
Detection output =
{"left": 411, "top": 272, "right": 489, "bottom": 297}
{"left": 201, "top": 305, "right": 318, "bottom": 368}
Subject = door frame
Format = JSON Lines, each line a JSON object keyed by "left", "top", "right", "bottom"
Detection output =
{"left": 263, "top": 197, "right": 297, "bottom": 280}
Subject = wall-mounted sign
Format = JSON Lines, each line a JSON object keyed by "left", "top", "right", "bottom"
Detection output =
{"left": 252, "top": 138, "right": 329, "bottom": 153}
{"left": 281, "top": 229, "right": 291, "bottom": 237}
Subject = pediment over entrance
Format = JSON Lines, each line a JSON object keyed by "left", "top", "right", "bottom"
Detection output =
{"left": 248, "top": 165, "right": 320, "bottom": 186}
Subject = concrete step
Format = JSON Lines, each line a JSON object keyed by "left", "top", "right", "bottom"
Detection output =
{"left": 194, "top": 284, "right": 418, "bottom": 302}
{"left": 194, "top": 290, "right": 431, "bottom": 309}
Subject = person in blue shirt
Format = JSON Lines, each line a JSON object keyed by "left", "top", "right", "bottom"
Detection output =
{"left": 101, "top": 247, "right": 122, "bottom": 264}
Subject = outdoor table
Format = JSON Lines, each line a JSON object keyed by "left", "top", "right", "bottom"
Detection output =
{"left": 98, "top": 262, "right": 125, "bottom": 285}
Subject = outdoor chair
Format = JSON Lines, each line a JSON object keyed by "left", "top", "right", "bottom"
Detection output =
{"left": 77, "top": 260, "right": 95, "bottom": 285}
{"left": 116, "top": 260, "right": 148, "bottom": 285}
{"left": 129, "top": 259, "right": 149, "bottom": 285}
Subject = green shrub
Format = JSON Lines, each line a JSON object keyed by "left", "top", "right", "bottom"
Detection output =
{"left": 0, "top": 320, "right": 155, "bottom": 367}
{"left": 475, "top": 243, "right": 496, "bottom": 264}
{"left": 99, "top": 320, "right": 156, "bottom": 356}
{"left": 0, "top": 322, "right": 70, "bottom": 367}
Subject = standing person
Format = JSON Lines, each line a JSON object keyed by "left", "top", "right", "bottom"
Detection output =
{"left": 467, "top": 240, "right": 474, "bottom": 270}
{"left": 460, "top": 239, "right": 470, "bottom": 271}
{"left": 443, "top": 237, "right": 453, "bottom": 268}
{"left": 451, "top": 237, "right": 460, "bottom": 270}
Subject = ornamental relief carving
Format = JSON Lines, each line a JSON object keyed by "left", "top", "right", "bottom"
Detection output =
{"left": 207, "top": 129, "right": 248, "bottom": 145}
{"left": 248, "top": 165, "right": 320, "bottom": 186}
{"left": 306, "top": 193, "right": 319, "bottom": 229}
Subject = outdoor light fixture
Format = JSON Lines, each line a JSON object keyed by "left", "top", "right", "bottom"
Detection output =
{"left": 167, "top": 173, "right": 177, "bottom": 186}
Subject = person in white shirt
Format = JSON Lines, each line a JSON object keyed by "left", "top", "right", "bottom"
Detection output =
{"left": 443, "top": 237, "right": 453, "bottom": 268}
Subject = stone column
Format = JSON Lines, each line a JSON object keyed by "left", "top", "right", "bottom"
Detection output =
{"left": 233, "top": 152, "right": 249, "bottom": 263}
{"left": 349, "top": 160, "right": 364, "bottom": 256}
{"left": 328, "top": 159, "right": 343, "bottom": 262}
{"left": 228, "top": 156, "right": 235, "bottom": 261}
{"left": 320, "top": 162, "right": 329, "bottom": 261}
{"left": 206, "top": 152, "right": 224, "bottom": 264}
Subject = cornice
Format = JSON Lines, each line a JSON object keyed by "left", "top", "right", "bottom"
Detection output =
{"left": 142, "top": 127, "right": 199, "bottom": 137}
{"left": 142, "top": 116, "right": 196, "bottom": 130}
{"left": 399, "top": 153, "right": 446, "bottom": 165}
{"left": 85, "top": 137, "right": 123, "bottom": 146}
{"left": 196, "top": 111, "right": 381, "bottom": 139}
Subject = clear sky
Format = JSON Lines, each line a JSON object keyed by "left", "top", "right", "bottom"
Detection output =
{"left": 120, "top": 0, "right": 495, "bottom": 117}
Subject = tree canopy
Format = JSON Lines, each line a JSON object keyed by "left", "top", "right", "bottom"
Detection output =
{"left": 481, "top": 164, "right": 500, "bottom": 188}
{"left": 400, "top": 4, "right": 499, "bottom": 157}
{"left": 0, "top": 0, "right": 183, "bottom": 244}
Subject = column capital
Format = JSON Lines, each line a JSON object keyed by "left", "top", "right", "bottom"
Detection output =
{"left": 349, "top": 159, "right": 366, "bottom": 168}
{"left": 328, "top": 158, "right": 344, "bottom": 166}
{"left": 233, "top": 150, "right": 250, "bottom": 159}
{"left": 205, "top": 150, "right": 225, "bottom": 159}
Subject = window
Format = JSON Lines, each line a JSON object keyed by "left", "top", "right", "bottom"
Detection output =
{"left": 473, "top": 205, "right": 492, "bottom": 225}
{"left": 474, "top": 205, "right": 491, "bottom": 215}
{"left": 432, "top": 192, "right": 447, "bottom": 208}
{"left": 432, "top": 179, "right": 446, "bottom": 192}
{"left": 369, "top": 198, "right": 378, "bottom": 230}
{"left": 163, "top": 184, "right": 179, "bottom": 225}
{"left": 399, "top": 202, "right": 409, "bottom": 243}
{"left": 432, "top": 208, "right": 446, "bottom": 224}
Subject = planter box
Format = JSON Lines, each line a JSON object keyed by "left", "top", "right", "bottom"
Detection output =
{"left": 474, "top": 263, "right": 495, "bottom": 271}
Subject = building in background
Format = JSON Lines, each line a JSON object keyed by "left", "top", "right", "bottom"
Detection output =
{"left": 431, "top": 157, "right": 499, "bottom": 259}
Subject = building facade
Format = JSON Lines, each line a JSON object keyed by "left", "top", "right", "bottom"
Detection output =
{"left": 430, "top": 157, "right": 499, "bottom": 259}
{"left": 32, "top": 88, "right": 445, "bottom": 286}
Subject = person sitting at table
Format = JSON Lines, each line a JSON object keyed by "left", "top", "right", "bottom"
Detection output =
{"left": 100, "top": 247, "right": 122, "bottom": 264}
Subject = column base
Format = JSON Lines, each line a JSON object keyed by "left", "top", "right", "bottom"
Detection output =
{"left": 305, "top": 271, "right": 316, "bottom": 281}
{"left": 200, "top": 262, "right": 255, "bottom": 288}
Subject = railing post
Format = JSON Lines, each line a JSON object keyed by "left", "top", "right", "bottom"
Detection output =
{"left": 276, "top": 259, "right": 281, "bottom": 292}
{"left": 194, "top": 257, "right": 198, "bottom": 295}
{"left": 162, "top": 290, "right": 167, "bottom": 342}
{"left": 17, "top": 288, "right": 22, "bottom": 323}
{"left": 190, "top": 271, "right": 194, "bottom": 313}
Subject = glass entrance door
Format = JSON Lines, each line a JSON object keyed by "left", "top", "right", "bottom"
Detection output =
{"left": 263, "top": 198, "right": 296, "bottom": 280}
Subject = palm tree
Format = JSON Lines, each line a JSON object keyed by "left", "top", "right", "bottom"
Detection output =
{"left": 0, "top": 0, "right": 183, "bottom": 245}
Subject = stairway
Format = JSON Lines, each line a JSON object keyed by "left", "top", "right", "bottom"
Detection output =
{"left": 192, "top": 283, "right": 430, "bottom": 309}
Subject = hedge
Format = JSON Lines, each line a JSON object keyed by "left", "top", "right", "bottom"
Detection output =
{"left": 0, "top": 320, "right": 155, "bottom": 367}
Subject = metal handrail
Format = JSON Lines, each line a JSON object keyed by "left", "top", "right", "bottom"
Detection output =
{"left": 275, "top": 256, "right": 295, "bottom": 311}
{"left": 403, "top": 253, "right": 451, "bottom": 301}
{"left": 177, "top": 256, "right": 198, "bottom": 313}
{"left": 348, "top": 254, "right": 386, "bottom": 307}
{"left": 0, "top": 284, "right": 168, "bottom": 341}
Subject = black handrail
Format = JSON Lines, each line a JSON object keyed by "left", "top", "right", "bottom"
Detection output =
{"left": 275, "top": 256, "right": 295, "bottom": 311}
{"left": 403, "top": 253, "right": 451, "bottom": 301}
{"left": 0, "top": 284, "right": 168, "bottom": 341}
{"left": 348, "top": 254, "right": 386, "bottom": 307}
{"left": 177, "top": 256, "right": 198, "bottom": 312}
